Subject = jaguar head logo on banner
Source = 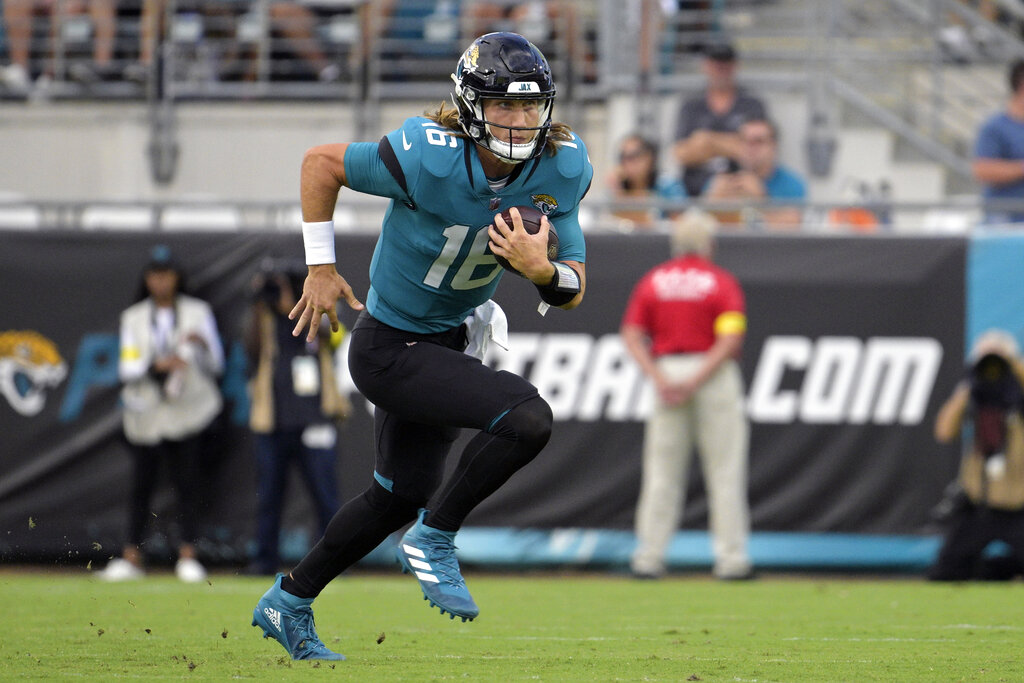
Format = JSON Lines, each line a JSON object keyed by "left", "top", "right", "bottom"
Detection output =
{"left": 0, "top": 330, "right": 68, "bottom": 417}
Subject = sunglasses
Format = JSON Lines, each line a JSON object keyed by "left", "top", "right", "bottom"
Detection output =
{"left": 619, "top": 149, "right": 650, "bottom": 162}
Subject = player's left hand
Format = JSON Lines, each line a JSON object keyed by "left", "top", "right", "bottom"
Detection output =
{"left": 290, "top": 264, "right": 364, "bottom": 342}
{"left": 489, "top": 207, "right": 552, "bottom": 283}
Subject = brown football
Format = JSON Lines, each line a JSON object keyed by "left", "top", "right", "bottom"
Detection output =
{"left": 492, "top": 205, "right": 559, "bottom": 275}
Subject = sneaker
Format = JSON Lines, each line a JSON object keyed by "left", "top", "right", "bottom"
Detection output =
{"left": 396, "top": 509, "right": 479, "bottom": 621}
{"left": 98, "top": 558, "right": 144, "bottom": 582}
{"left": 251, "top": 574, "right": 345, "bottom": 661}
{"left": 0, "top": 63, "right": 30, "bottom": 93}
{"left": 317, "top": 63, "right": 342, "bottom": 82}
{"left": 175, "top": 557, "right": 208, "bottom": 583}
{"left": 630, "top": 558, "right": 665, "bottom": 580}
{"left": 123, "top": 62, "right": 150, "bottom": 83}
{"left": 716, "top": 568, "right": 757, "bottom": 581}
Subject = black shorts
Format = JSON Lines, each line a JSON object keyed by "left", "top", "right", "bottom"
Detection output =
{"left": 348, "top": 311, "right": 538, "bottom": 501}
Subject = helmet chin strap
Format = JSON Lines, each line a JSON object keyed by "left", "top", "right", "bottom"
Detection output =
{"left": 483, "top": 122, "right": 539, "bottom": 162}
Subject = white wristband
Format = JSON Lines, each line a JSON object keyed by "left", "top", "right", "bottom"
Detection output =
{"left": 302, "top": 220, "right": 336, "bottom": 265}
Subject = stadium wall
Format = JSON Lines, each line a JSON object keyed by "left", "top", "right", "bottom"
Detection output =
{"left": 0, "top": 102, "right": 611, "bottom": 203}
{"left": 1, "top": 230, "right": 980, "bottom": 572}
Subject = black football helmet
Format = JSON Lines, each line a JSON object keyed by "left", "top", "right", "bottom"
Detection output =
{"left": 451, "top": 32, "right": 556, "bottom": 163}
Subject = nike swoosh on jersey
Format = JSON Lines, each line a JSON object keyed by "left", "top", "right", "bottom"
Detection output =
{"left": 402, "top": 131, "right": 412, "bottom": 151}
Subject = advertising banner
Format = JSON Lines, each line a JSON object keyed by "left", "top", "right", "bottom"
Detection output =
{"left": 0, "top": 231, "right": 966, "bottom": 566}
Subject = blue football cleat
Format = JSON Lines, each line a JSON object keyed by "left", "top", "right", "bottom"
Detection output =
{"left": 396, "top": 509, "right": 479, "bottom": 622}
{"left": 251, "top": 574, "right": 345, "bottom": 661}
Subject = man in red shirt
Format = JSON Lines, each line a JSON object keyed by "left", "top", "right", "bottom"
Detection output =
{"left": 620, "top": 209, "right": 752, "bottom": 580}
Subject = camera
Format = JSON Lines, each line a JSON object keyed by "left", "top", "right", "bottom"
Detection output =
{"left": 254, "top": 258, "right": 305, "bottom": 307}
{"left": 968, "top": 353, "right": 1024, "bottom": 458}
{"left": 709, "top": 156, "right": 741, "bottom": 175}
{"left": 969, "top": 353, "right": 1021, "bottom": 410}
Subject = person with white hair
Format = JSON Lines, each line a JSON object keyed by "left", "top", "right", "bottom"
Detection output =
{"left": 620, "top": 209, "right": 753, "bottom": 580}
{"left": 929, "top": 328, "right": 1024, "bottom": 580}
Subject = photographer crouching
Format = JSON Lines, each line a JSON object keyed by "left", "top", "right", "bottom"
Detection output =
{"left": 929, "top": 329, "right": 1024, "bottom": 581}
{"left": 243, "top": 258, "right": 351, "bottom": 575}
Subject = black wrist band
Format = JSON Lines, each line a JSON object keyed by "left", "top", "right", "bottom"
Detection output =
{"left": 535, "top": 262, "right": 580, "bottom": 306}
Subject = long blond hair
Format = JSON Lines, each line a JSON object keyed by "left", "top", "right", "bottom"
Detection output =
{"left": 425, "top": 101, "right": 574, "bottom": 157}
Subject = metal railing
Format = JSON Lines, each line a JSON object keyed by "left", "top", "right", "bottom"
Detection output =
{"left": 2, "top": 196, "right": 1020, "bottom": 235}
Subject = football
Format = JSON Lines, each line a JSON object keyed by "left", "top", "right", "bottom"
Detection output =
{"left": 492, "top": 205, "right": 559, "bottom": 275}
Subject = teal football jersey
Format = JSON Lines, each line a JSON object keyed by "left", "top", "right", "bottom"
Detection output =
{"left": 343, "top": 116, "right": 593, "bottom": 334}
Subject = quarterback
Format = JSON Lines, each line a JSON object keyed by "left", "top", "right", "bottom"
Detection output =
{"left": 251, "top": 32, "right": 593, "bottom": 660}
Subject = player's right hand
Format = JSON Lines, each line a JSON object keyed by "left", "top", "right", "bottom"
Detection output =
{"left": 289, "top": 264, "right": 364, "bottom": 342}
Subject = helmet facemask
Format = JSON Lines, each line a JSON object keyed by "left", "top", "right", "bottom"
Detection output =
{"left": 452, "top": 80, "right": 554, "bottom": 162}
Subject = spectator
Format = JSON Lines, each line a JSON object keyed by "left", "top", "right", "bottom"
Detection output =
{"left": 0, "top": 0, "right": 117, "bottom": 93}
{"left": 673, "top": 40, "right": 767, "bottom": 197}
{"left": 972, "top": 58, "right": 1024, "bottom": 225}
{"left": 244, "top": 259, "right": 351, "bottom": 576}
{"left": 238, "top": 2, "right": 363, "bottom": 82}
{"left": 463, "top": 0, "right": 561, "bottom": 41}
{"left": 99, "top": 245, "right": 225, "bottom": 583}
{"left": 621, "top": 209, "right": 752, "bottom": 581}
{"left": 375, "top": 0, "right": 463, "bottom": 81}
{"left": 606, "top": 133, "right": 686, "bottom": 231}
{"left": 128, "top": 1, "right": 350, "bottom": 84}
{"left": 702, "top": 116, "right": 806, "bottom": 230}
{"left": 928, "top": 329, "right": 1024, "bottom": 581}
{"left": 462, "top": 0, "right": 585, "bottom": 76}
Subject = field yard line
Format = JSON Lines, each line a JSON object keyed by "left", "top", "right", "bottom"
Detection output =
{"left": 780, "top": 637, "right": 954, "bottom": 642}
{"left": 447, "top": 635, "right": 632, "bottom": 641}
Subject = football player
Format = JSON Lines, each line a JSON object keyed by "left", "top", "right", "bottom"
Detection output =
{"left": 251, "top": 32, "right": 592, "bottom": 661}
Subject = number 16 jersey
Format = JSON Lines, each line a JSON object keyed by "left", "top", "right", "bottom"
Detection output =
{"left": 342, "top": 116, "right": 592, "bottom": 334}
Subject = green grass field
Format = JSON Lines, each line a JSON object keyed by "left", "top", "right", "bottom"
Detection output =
{"left": 2, "top": 568, "right": 1021, "bottom": 681}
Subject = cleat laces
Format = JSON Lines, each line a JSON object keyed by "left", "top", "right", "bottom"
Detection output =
{"left": 288, "top": 606, "right": 334, "bottom": 659}
{"left": 417, "top": 536, "right": 469, "bottom": 593}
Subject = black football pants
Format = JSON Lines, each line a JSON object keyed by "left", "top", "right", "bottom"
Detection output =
{"left": 287, "top": 312, "right": 551, "bottom": 598}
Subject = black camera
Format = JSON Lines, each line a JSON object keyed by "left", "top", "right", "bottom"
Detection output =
{"left": 969, "top": 353, "right": 1022, "bottom": 410}
{"left": 257, "top": 276, "right": 282, "bottom": 306}
{"left": 968, "top": 353, "right": 1024, "bottom": 457}
{"left": 254, "top": 258, "right": 305, "bottom": 306}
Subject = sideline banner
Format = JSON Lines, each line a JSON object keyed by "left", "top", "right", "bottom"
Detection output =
{"left": 0, "top": 231, "right": 965, "bottom": 565}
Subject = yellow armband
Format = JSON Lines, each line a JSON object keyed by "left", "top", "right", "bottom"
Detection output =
{"left": 714, "top": 311, "right": 747, "bottom": 336}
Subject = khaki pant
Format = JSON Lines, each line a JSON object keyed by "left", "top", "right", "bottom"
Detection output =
{"left": 632, "top": 354, "right": 751, "bottom": 578}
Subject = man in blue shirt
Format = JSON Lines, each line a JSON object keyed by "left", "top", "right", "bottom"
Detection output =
{"left": 973, "top": 59, "right": 1024, "bottom": 225}
{"left": 702, "top": 116, "right": 807, "bottom": 230}
{"left": 250, "top": 32, "right": 592, "bottom": 661}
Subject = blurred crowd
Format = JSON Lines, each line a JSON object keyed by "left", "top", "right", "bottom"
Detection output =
{"left": 0, "top": 0, "right": 591, "bottom": 93}
{"left": 4, "top": 1, "right": 1024, "bottom": 234}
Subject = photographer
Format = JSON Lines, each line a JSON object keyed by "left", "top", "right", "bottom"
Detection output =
{"left": 929, "top": 329, "right": 1024, "bottom": 581}
{"left": 243, "top": 259, "right": 351, "bottom": 576}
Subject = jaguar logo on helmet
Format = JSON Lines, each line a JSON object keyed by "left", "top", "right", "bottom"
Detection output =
{"left": 531, "top": 194, "right": 558, "bottom": 215}
{"left": 0, "top": 330, "right": 67, "bottom": 417}
{"left": 460, "top": 42, "right": 480, "bottom": 75}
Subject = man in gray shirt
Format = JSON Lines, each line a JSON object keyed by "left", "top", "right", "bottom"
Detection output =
{"left": 674, "top": 41, "right": 767, "bottom": 197}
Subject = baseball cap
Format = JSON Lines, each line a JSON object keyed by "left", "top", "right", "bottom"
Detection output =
{"left": 145, "top": 244, "right": 180, "bottom": 272}
{"left": 704, "top": 41, "right": 737, "bottom": 62}
{"left": 969, "top": 329, "right": 1020, "bottom": 363}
